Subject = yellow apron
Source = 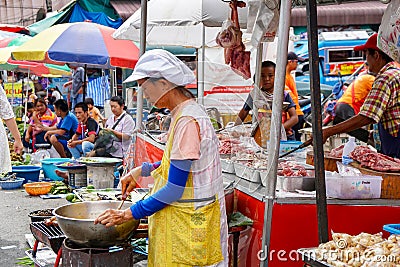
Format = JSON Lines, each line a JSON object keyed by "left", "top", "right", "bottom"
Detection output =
{"left": 147, "top": 112, "right": 223, "bottom": 266}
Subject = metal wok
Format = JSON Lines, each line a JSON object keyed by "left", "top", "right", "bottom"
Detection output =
{"left": 53, "top": 201, "right": 139, "bottom": 248}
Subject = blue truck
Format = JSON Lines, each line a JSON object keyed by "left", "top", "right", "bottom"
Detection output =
{"left": 294, "top": 31, "right": 370, "bottom": 87}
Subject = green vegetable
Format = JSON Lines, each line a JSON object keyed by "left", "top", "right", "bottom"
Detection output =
{"left": 16, "top": 256, "right": 34, "bottom": 266}
{"left": 49, "top": 181, "right": 72, "bottom": 195}
{"left": 87, "top": 185, "right": 95, "bottom": 189}
{"left": 66, "top": 194, "right": 75, "bottom": 202}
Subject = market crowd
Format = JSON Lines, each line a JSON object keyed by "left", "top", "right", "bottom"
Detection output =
{"left": 22, "top": 95, "right": 135, "bottom": 160}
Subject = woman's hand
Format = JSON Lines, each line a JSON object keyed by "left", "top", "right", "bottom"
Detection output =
{"left": 120, "top": 167, "right": 141, "bottom": 198}
{"left": 24, "top": 133, "right": 30, "bottom": 143}
{"left": 13, "top": 139, "right": 23, "bottom": 154}
{"left": 94, "top": 208, "right": 133, "bottom": 227}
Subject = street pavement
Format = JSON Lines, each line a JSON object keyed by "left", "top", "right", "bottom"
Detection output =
{"left": 0, "top": 188, "right": 66, "bottom": 266}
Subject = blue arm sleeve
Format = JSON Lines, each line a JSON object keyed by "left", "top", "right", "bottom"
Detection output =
{"left": 130, "top": 159, "right": 192, "bottom": 219}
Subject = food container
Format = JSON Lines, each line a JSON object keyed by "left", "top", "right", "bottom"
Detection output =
{"left": 233, "top": 162, "right": 260, "bottom": 183}
{"left": 0, "top": 178, "right": 25, "bottom": 190}
{"left": 54, "top": 201, "right": 140, "bottom": 247}
{"left": 325, "top": 175, "right": 382, "bottom": 199}
{"left": 24, "top": 182, "right": 53, "bottom": 196}
{"left": 41, "top": 158, "right": 71, "bottom": 181}
{"left": 12, "top": 165, "right": 41, "bottom": 183}
{"left": 28, "top": 209, "right": 54, "bottom": 222}
{"left": 383, "top": 224, "right": 400, "bottom": 235}
{"left": 221, "top": 159, "right": 235, "bottom": 174}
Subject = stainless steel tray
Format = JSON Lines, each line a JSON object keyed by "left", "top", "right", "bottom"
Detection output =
{"left": 233, "top": 162, "right": 261, "bottom": 183}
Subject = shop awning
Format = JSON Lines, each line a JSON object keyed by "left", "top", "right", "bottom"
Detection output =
{"left": 291, "top": 1, "right": 388, "bottom": 26}
{"left": 110, "top": 0, "right": 141, "bottom": 21}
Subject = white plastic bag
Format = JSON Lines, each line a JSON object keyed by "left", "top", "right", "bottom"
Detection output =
{"left": 378, "top": 0, "right": 400, "bottom": 62}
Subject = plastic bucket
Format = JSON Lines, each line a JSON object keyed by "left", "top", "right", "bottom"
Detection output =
{"left": 12, "top": 165, "right": 41, "bottom": 183}
{"left": 41, "top": 158, "right": 72, "bottom": 181}
{"left": 68, "top": 167, "right": 87, "bottom": 189}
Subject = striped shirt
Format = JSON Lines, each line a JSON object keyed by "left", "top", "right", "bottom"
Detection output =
{"left": 359, "top": 62, "right": 400, "bottom": 137}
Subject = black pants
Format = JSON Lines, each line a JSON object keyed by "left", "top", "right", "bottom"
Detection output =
{"left": 333, "top": 103, "right": 369, "bottom": 143}
{"left": 292, "top": 115, "right": 304, "bottom": 141}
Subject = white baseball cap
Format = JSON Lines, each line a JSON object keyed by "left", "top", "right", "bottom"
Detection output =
{"left": 124, "top": 49, "right": 195, "bottom": 86}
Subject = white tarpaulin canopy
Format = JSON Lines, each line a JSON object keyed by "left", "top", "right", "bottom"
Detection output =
{"left": 113, "top": 0, "right": 249, "bottom": 48}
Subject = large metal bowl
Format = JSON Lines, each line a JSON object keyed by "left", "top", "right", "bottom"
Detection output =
{"left": 53, "top": 201, "right": 139, "bottom": 248}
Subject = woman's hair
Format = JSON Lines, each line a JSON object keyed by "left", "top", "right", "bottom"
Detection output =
{"left": 177, "top": 86, "right": 195, "bottom": 99}
{"left": 110, "top": 96, "right": 125, "bottom": 106}
{"left": 84, "top": 97, "right": 94, "bottom": 106}
{"left": 27, "top": 102, "right": 34, "bottom": 110}
{"left": 34, "top": 98, "right": 47, "bottom": 108}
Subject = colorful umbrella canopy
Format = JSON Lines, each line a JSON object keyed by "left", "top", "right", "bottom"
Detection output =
{"left": 0, "top": 35, "right": 32, "bottom": 48}
{"left": 0, "top": 46, "right": 71, "bottom": 76}
{"left": 12, "top": 22, "right": 140, "bottom": 69}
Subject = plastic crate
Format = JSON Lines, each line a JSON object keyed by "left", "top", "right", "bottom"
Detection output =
{"left": 383, "top": 224, "right": 400, "bottom": 235}
{"left": 279, "top": 141, "right": 303, "bottom": 155}
{"left": 325, "top": 175, "right": 382, "bottom": 199}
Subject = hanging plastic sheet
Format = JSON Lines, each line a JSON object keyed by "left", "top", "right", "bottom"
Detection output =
{"left": 248, "top": 0, "right": 280, "bottom": 47}
{"left": 378, "top": 0, "right": 400, "bottom": 62}
{"left": 69, "top": 3, "right": 123, "bottom": 29}
{"left": 86, "top": 75, "right": 110, "bottom": 107}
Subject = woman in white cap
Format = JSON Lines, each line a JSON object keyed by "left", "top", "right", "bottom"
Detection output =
{"left": 95, "top": 49, "right": 228, "bottom": 266}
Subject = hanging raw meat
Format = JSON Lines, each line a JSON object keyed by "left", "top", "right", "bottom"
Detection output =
{"left": 216, "top": 0, "right": 251, "bottom": 79}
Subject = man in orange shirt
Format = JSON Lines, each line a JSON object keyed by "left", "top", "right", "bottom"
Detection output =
{"left": 333, "top": 70, "right": 375, "bottom": 143}
{"left": 285, "top": 52, "right": 305, "bottom": 141}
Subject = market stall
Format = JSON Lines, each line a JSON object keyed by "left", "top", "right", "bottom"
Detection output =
{"left": 134, "top": 129, "right": 400, "bottom": 267}
{"left": 117, "top": 0, "right": 400, "bottom": 266}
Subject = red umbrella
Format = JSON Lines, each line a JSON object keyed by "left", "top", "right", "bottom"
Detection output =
{"left": 0, "top": 24, "right": 29, "bottom": 34}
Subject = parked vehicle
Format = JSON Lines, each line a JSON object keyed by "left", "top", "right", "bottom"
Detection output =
{"left": 294, "top": 30, "right": 370, "bottom": 87}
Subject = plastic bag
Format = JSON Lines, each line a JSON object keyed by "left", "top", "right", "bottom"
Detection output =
{"left": 336, "top": 162, "right": 362, "bottom": 176}
{"left": 228, "top": 212, "right": 253, "bottom": 228}
{"left": 378, "top": 0, "right": 400, "bottom": 62}
{"left": 249, "top": 1, "right": 279, "bottom": 46}
{"left": 216, "top": 19, "right": 241, "bottom": 48}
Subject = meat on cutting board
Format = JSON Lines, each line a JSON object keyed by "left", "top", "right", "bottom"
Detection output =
{"left": 350, "top": 146, "right": 400, "bottom": 172}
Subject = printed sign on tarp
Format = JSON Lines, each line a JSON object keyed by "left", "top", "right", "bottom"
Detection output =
{"left": 4, "top": 81, "right": 34, "bottom": 106}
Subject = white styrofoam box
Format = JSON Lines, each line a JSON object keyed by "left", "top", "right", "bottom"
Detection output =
{"left": 221, "top": 159, "right": 235, "bottom": 174}
{"left": 233, "top": 162, "right": 260, "bottom": 183}
{"left": 325, "top": 175, "right": 382, "bottom": 199}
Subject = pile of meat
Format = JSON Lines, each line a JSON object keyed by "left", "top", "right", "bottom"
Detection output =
{"left": 215, "top": 0, "right": 251, "bottom": 79}
{"left": 277, "top": 161, "right": 309, "bottom": 177}
{"left": 328, "top": 144, "right": 344, "bottom": 158}
{"left": 219, "top": 139, "right": 241, "bottom": 155}
{"left": 350, "top": 146, "right": 400, "bottom": 172}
